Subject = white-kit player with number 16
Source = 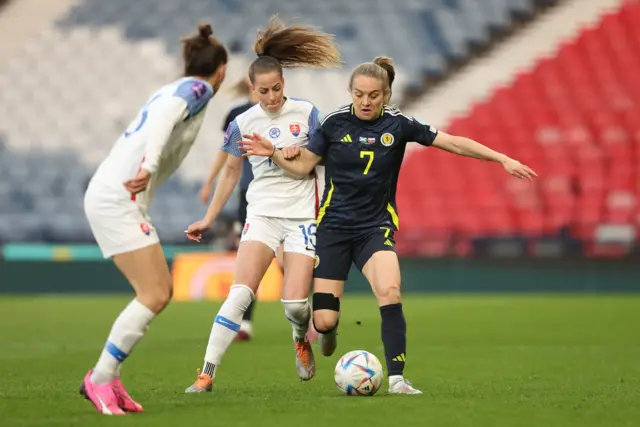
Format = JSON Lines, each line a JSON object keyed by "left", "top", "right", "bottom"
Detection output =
{"left": 80, "top": 24, "right": 228, "bottom": 416}
{"left": 184, "top": 16, "right": 341, "bottom": 393}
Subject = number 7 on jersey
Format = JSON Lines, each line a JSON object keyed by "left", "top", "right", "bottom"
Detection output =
{"left": 360, "top": 151, "right": 374, "bottom": 175}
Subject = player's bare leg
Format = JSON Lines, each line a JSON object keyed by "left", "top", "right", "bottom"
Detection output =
{"left": 282, "top": 251, "right": 315, "bottom": 380}
{"left": 312, "top": 278, "right": 344, "bottom": 357}
{"left": 363, "top": 251, "right": 421, "bottom": 395}
{"left": 185, "top": 241, "right": 273, "bottom": 393}
{"left": 80, "top": 243, "right": 171, "bottom": 414}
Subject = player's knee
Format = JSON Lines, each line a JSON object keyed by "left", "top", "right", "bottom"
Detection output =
{"left": 282, "top": 299, "right": 311, "bottom": 324}
{"left": 376, "top": 283, "right": 401, "bottom": 306}
{"left": 138, "top": 278, "right": 173, "bottom": 314}
{"left": 312, "top": 292, "right": 340, "bottom": 333}
{"left": 313, "top": 313, "right": 339, "bottom": 333}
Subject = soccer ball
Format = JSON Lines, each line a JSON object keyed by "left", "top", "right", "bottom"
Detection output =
{"left": 334, "top": 350, "right": 383, "bottom": 396}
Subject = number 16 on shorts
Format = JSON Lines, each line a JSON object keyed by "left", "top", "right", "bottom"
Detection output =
{"left": 299, "top": 223, "right": 316, "bottom": 251}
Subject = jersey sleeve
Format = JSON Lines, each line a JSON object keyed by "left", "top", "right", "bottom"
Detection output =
{"left": 140, "top": 96, "right": 189, "bottom": 174}
{"left": 402, "top": 115, "right": 438, "bottom": 147}
{"left": 306, "top": 124, "right": 330, "bottom": 158}
{"left": 221, "top": 110, "right": 234, "bottom": 133}
{"left": 308, "top": 106, "right": 321, "bottom": 137}
{"left": 173, "top": 79, "right": 213, "bottom": 119}
{"left": 221, "top": 119, "right": 244, "bottom": 157}
{"left": 307, "top": 108, "right": 332, "bottom": 158}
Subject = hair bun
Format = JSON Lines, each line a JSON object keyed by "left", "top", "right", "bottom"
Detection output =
{"left": 373, "top": 56, "right": 393, "bottom": 67}
{"left": 198, "top": 24, "right": 213, "bottom": 39}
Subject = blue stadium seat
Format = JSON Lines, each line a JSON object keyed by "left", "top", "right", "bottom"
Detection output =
{"left": 56, "top": 0, "right": 545, "bottom": 86}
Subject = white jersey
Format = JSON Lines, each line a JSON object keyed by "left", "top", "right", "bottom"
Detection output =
{"left": 223, "top": 98, "right": 321, "bottom": 219}
{"left": 90, "top": 77, "right": 214, "bottom": 214}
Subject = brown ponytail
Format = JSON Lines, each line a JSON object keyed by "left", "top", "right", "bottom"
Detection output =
{"left": 181, "top": 23, "right": 228, "bottom": 77}
{"left": 249, "top": 15, "right": 342, "bottom": 83}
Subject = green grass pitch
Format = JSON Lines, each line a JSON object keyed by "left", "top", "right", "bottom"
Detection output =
{"left": 0, "top": 294, "right": 638, "bottom": 427}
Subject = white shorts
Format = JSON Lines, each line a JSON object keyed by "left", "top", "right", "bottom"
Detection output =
{"left": 240, "top": 215, "right": 316, "bottom": 258}
{"left": 84, "top": 183, "right": 159, "bottom": 258}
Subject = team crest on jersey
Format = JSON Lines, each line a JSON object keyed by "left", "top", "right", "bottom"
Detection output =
{"left": 314, "top": 255, "right": 320, "bottom": 269}
{"left": 289, "top": 124, "right": 301, "bottom": 137}
{"left": 140, "top": 223, "right": 151, "bottom": 236}
{"left": 381, "top": 133, "right": 395, "bottom": 147}
{"left": 269, "top": 127, "right": 281, "bottom": 139}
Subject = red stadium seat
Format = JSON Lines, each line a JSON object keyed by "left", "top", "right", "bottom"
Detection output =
{"left": 398, "top": 3, "right": 639, "bottom": 254}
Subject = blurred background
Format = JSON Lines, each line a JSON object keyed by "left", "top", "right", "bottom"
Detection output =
{"left": 1, "top": 0, "right": 639, "bottom": 294}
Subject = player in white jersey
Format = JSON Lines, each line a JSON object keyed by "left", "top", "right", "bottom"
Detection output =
{"left": 199, "top": 76, "right": 320, "bottom": 343}
{"left": 80, "top": 24, "right": 228, "bottom": 416}
{"left": 183, "top": 16, "right": 341, "bottom": 392}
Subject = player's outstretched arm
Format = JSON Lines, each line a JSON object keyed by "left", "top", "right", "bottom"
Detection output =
{"left": 271, "top": 147, "right": 319, "bottom": 178}
{"left": 199, "top": 149, "right": 229, "bottom": 204}
{"left": 239, "top": 133, "right": 320, "bottom": 178}
{"left": 432, "top": 131, "right": 538, "bottom": 181}
{"left": 185, "top": 155, "right": 242, "bottom": 242}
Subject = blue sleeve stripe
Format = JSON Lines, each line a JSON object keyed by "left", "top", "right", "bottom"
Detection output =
{"left": 308, "top": 106, "right": 321, "bottom": 136}
{"left": 215, "top": 315, "right": 241, "bottom": 332}
{"left": 222, "top": 119, "right": 244, "bottom": 157}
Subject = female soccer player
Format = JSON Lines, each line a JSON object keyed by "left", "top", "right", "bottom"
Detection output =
{"left": 200, "top": 79, "right": 319, "bottom": 343}
{"left": 81, "top": 24, "right": 228, "bottom": 415}
{"left": 184, "top": 17, "right": 340, "bottom": 392}
{"left": 199, "top": 76, "right": 268, "bottom": 341}
{"left": 240, "top": 57, "right": 538, "bottom": 395}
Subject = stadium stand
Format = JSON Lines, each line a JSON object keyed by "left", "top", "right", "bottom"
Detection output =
{"left": 3, "top": 0, "right": 636, "bottom": 257}
{"left": 395, "top": 0, "right": 640, "bottom": 256}
{"left": 56, "top": 0, "right": 556, "bottom": 92}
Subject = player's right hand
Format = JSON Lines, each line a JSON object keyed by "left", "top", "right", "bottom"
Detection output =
{"left": 282, "top": 145, "right": 301, "bottom": 160}
{"left": 199, "top": 183, "right": 212, "bottom": 204}
{"left": 185, "top": 219, "right": 211, "bottom": 243}
{"left": 124, "top": 169, "right": 151, "bottom": 195}
{"left": 239, "top": 133, "right": 275, "bottom": 157}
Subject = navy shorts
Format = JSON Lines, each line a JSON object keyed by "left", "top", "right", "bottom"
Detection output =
{"left": 313, "top": 226, "right": 396, "bottom": 281}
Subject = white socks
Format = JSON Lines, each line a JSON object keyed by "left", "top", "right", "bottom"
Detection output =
{"left": 282, "top": 299, "right": 311, "bottom": 342}
{"left": 91, "top": 299, "right": 155, "bottom": 385}
{"left": 202, "top": 285, "right": 255, "bottom": 376}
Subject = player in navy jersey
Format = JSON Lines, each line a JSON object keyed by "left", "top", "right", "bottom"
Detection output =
{"left": 240, "top": 56, "right": 537, "bottom": 395}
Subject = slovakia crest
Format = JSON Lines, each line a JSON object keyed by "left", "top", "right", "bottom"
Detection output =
{"left": 140, "top": 223, "right": 151, "bottom": 236}
{"left": 290, "top": 124, "right": 301, "bottom": 137}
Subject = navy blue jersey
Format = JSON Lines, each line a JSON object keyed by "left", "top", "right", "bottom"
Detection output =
{"left": 307, "top": 104, "right": 438, "bottom": 231}
{"left": 222, "top": 101, "right": 254, "bottom": 189}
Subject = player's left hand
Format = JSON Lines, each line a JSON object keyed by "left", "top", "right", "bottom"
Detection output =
{"left": 502, "top": 158, "right": 537, "bottom": 181}
{"left": 124, "top": 169, "right": 151, "bottom": 194}
{"left": 239, "top": 133, "right": 275, "bottom": 157}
